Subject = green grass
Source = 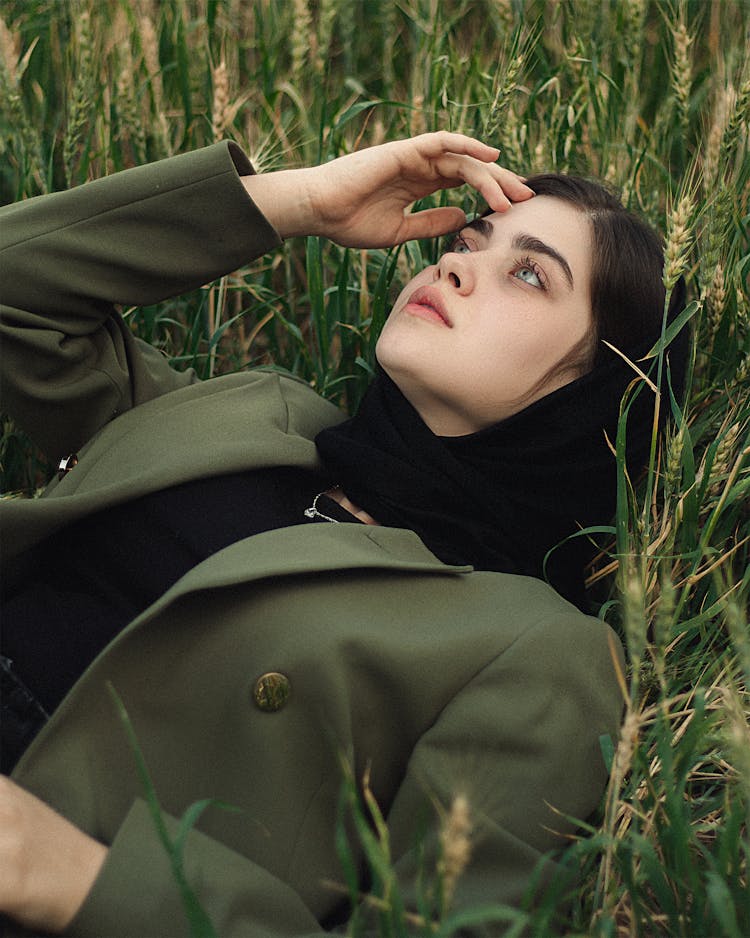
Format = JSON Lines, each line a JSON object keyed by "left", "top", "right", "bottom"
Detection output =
{"left": 1, "top": 0, "right": 749, "bottom": 934}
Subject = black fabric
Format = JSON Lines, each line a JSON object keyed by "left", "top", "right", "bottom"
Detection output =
{"left": 316, "top": 284, "right": 690, "bottom": 608}
{"left": 1, "top": 465, "right": 355, "bottom": 757}
{"left": 0, "top": 655, "right": 50, "bottom": 774}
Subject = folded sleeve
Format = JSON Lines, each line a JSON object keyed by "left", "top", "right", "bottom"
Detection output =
{"left": 0, "top": 141, "right": 281, "bottom": 458}
{"left": 68, "top": 799, "right": 329, "bottom": 938}
{"left": 383, "top": 610, "right": 624, "bottom": 929}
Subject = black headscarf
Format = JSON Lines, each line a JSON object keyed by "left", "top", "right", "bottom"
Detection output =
{"left": 315, "top": 283, "right": 689, "bottom": 609}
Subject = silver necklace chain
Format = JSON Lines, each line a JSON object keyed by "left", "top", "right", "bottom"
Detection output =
{"left": 304, "top": 489, "right": 341, "bottom": 524}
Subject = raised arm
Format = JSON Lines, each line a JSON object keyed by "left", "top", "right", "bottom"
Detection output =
{"left": 0, "top": 142, "right": 280, "bottom": 457}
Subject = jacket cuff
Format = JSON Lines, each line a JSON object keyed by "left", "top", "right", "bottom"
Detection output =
{"left": 67, "top": 798, "right": 324, "bottom": 938}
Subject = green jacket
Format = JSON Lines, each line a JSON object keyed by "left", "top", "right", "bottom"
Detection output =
{"left": 0, "top": 142, "right": 624, "bottom": 937}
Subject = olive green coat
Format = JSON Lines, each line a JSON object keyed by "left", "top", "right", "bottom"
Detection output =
{"left": 0, "top": 142, "right": 624, "bottom": 937}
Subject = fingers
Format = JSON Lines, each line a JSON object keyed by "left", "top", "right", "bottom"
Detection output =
{"left": 394, "top": 132, "right": 533, "bottom": 212}
{"left": 434, "top": 152, "right": 533, "bottom": 212}
{"left": 415, "top": 130, "right": 502, "bottom": 164}
{"left": 399, "top": 206, "right": 468, "bottom": 243}
{"left": 487, "top": 164, "right": 534, "bottom": 206}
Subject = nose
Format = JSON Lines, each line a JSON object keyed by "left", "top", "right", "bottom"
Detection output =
{"left": 433, "top": 252, "right": 475, "bottom": 295}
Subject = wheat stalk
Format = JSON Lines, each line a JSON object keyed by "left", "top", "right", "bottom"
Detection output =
{"left": 669, "top": 4, "right": 693, "bottom": 133}
{"left": 0, "top": 13, "right": 19, "bottom": 83}
{"left": 139, "top": 12, "right": 169, "bottom": 154}
{"left": 113, "top": 8, "right": 144, "bottom": 165}
{"left": 494, "top": 0, "right": 515, "bottom": 35}
{"left": 63, "top": 7, "right": 95, "bottom": 186}
{"left": 703, "top": 83, "right": 735, "bottom": 190}
{"left": 437, "top": 793, "right": 472, "bottom": 912}
{"left": 663, "top": 190, "right": 696, "bottom": 290}
{"left": 314, "top": 0, "right": 337, "bottom": 77}
{"left": 484, "top": 51, "right": 523, "bottom": 144}
{"left": 211, "top": 60, "right": 230, "bottom": 141}
{"left": 291, "top": 0, "right": 311, "bottom": 86}
{"left": 0, "top": 14, "right": 47, "bottom": 192}
{"left": 720, "top": 72, "right": 750, "bottom": 174}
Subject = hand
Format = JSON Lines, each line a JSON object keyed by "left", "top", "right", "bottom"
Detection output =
{"left": 0, "top": 775, "right": 107, "bottom": 932}
{"left": 243, "top": 131, "right": 533, "bottom": 247}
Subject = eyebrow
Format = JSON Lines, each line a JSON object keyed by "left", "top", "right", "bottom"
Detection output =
{"left": 464, "top": 217, "right": 494, "bottom": 239}
{"left": 463, "top": 217, "right": 575, "bottom": 290}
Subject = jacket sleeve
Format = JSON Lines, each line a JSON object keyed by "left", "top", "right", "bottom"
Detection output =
{"left": 67, "top": 799, "right": 329, "bottom": 938}
{"left": 66, "top": 612, "right": 623, "bottom": 938}
{"left": 383, "top": 609, "right": 624, "bottom": 928}
{"left": 0, "top": 142, "right": 281, "bottom": 459}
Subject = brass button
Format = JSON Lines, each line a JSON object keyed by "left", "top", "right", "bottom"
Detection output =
{"left": 253, "top": 672, "right": 291, "bottom": 712}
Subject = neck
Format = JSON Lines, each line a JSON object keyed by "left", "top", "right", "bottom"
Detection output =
{"left": 328, "top": 486, "right": 380, "bottom": 526}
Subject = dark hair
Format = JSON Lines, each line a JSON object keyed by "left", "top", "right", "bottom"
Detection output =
{"left": 523, "top": 174, "right": 666, "bottom": 370}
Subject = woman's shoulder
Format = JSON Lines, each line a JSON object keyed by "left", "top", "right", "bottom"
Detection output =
{"left": 465, "top": 568, "right": 624, "bottom": 667}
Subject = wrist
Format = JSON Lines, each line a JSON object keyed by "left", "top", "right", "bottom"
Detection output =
{"left": 53, "top": 837, "right": 108, "bottom": 932}
{"left": 0, "top": 774, "right": 108, "bottom": 934}
{"left": 14, "top": 837, "right": 107, "bottom": 934}
{"left": 241, "top": 167, "right": 319, "bottom": 240}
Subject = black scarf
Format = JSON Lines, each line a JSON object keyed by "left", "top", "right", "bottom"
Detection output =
{"left": 315, "top": 290, "right": 689, "bottom": 609}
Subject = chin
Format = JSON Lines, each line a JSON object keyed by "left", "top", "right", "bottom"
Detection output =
{"left": 373, "top": 334, "right": 394, "bottom": 373}
{"left": 374, "top": 341, "right": 417, "bottom": 391}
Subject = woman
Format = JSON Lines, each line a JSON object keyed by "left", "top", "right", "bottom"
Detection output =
{"left": 0, "top": 133, "right": 684, "bottom": 935}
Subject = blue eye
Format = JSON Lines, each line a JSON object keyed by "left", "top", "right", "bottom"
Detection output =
{"left": 512, "top": 256, "right": 546, "bottom": 289}
{"left": 514, "top": 265, "right": 541, "bottom": 287}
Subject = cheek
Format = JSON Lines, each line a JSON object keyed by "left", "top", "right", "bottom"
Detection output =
{"left": 374, "top": 307, "right": 398, "bottom": 363}
{"left": 391, "top": 267, "right": 435, "bottom": 311}
{"left": 376, "top": 268, "right": 435, "bottom": 353}
{"left": 374, "top": 313, "right": 405, "bottom": 365}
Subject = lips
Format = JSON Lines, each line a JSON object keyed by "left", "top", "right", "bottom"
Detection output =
{"left": 403, "top": 286, "right": 452, "bottom": 327}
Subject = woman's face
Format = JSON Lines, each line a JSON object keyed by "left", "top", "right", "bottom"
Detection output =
{"left": 376, "top": 196, "right": 593, "bottom": 436}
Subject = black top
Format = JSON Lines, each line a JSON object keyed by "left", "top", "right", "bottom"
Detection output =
{"left": 1, "top": 466, "right": 358, "bottom": 714}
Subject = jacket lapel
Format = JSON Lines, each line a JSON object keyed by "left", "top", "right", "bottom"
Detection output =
{"left": 172, "top": 521, "right": 469, "bottom": 589}
{"left": 114, "top": 522, "right": 472, "bottom": 646}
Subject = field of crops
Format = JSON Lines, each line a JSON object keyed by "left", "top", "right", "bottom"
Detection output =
{"left": 1, "top": 1, "right": 749, "bottom": 934}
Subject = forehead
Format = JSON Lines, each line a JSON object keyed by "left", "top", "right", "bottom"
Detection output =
{"left": 483, "top": 196, "right": 592, "bottom": 287}
{"left": 484, "top": 195, "right": 591, "bottom": 245}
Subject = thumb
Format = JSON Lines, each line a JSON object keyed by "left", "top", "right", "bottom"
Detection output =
{"left": 398, "top": 206, "right": 467, "bottom": 243}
